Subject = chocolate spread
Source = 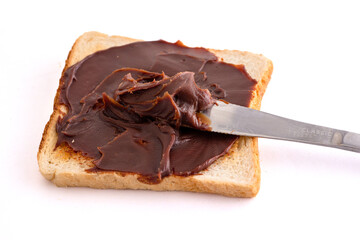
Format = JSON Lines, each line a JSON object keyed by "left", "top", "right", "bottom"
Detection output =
{"left": 56, "top": 40, "right": 256, "bottom": 183}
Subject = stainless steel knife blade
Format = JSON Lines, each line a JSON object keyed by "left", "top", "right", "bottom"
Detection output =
{"left": 201, "top": 101, "right": 360, "bottom": 153}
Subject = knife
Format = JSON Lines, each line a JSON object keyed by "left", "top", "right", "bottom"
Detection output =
{"left": 201, "top": 101, "right": 360, "bottom": 153}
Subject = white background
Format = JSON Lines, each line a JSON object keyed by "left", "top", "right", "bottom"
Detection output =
{"left": 1, "top": 0, "right": 360, "bottom": 239}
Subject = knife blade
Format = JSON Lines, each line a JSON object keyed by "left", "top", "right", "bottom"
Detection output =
{"left": 200, "top": 101, "right": 360, "bottom": 153}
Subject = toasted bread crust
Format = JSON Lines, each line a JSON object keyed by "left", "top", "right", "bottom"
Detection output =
{"left": 38, "top": 31, "right": 273, "bottom": 197}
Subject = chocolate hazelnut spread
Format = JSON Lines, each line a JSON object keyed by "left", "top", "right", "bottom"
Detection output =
{"left": 56, "top": 40, "right": 256, "bottom": 183}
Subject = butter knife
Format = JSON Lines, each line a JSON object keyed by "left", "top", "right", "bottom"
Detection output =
{"left": 201, "top": 101, "right": 360, "bottom": 153}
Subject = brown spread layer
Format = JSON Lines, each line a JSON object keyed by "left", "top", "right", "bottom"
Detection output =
{"left": 56, "top": 40, "right": 256, "bottom": 183}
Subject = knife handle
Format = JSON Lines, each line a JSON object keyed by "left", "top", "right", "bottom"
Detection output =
{"left": 281, "top": 122, "right": 360, "bottom": 152}
{"left": 244, "top": 111, "right": 360, "bottom": 153}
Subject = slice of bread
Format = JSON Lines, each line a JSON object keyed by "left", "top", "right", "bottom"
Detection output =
{"left": 37, "top": 31, "right": 273, "bottom": 197}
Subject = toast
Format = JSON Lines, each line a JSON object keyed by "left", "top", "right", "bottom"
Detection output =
{"left": 37, "top": 31, "right": 273, "bottom": 197}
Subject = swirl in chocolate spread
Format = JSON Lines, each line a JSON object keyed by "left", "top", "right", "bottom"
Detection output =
{"left": 56, "top": 40, "right": 256, "bottom": 183}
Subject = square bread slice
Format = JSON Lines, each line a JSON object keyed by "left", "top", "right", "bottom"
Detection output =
{"left": 37, "top": 31, "right": 273, "bottom": 197}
